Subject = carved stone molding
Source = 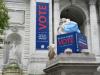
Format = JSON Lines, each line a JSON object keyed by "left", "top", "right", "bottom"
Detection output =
{"left": 30, "top": 57, "right": 48, "bottom": 63}
{"left": 11, "top": 26, "right": 18, "bottom": 32}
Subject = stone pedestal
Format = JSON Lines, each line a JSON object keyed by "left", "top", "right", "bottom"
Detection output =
{"left": 44, "top": 53, "right": 100, "bottom": 75}
{"left": 2, "top": 62, "right": 23, "bottom": 75}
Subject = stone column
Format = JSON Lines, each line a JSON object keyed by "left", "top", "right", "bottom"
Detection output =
{"left": 22, "top": 0, "right": 30, "bottom": 75}
{"left": 54, "top": 0, "right": 60, "bottom": 52}
{"left": 30, "top": 0, "right": 36, "bottom": 55}
{"left": 89, "top": 0, "right": 100, "bottom": 55}
{"left": 84, "top": 20, "right": 92, "bottom": 53}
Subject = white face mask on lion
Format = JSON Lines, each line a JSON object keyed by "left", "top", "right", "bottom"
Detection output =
{"left": 57, "top": 18, "right": 80, "bottom": 35}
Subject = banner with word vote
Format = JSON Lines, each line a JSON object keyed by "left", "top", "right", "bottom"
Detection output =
{"left": 36, "top": 2, "right": 49, "bottom": 50}
{"left": 57, "top": 32, "right": 88, "bottom": 54}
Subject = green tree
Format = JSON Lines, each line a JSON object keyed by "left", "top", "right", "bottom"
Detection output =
{"left": 0, "top": 0, "right": 9, "bottom": 34}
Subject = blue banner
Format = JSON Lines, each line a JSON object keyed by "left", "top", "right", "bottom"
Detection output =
{"left": 77, "top": 33, "right": 88, "bottom": 50}
{"left": 36, "top": 2, "right": 49, "bottom": 50}
{"left": 57, "top": 32, "right": 88, "bottom": 54}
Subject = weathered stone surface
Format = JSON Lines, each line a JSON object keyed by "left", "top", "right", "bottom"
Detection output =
{"left": 44, "top": 53, "right": 100, "bottom": 75}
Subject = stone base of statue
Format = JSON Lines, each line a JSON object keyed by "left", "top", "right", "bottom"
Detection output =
{"left": 44, "top": 53, "right": 100, "bottom": 75}
{"left": 8, "top": 58, "right": 17, "bottom": 64}
{"left": 2, "top": 60, "right": 23, "bottom": 75}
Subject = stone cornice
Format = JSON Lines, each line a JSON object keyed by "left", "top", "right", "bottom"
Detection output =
{"left": 30, "top": 57, "right": 48, "bottom": 63}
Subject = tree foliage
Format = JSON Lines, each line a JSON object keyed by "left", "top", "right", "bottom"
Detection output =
{"left": 0, "top": 0, "right": 9, "bottom": 33}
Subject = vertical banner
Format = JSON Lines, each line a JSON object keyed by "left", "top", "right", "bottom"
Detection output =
{"left": 36, "top": 2, "right": 49, "bottom": 50}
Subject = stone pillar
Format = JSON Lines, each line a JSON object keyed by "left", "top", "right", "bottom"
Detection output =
{"left": 84, "top": 20, "right": 92, "bottom": 53}
{"left": 54, "top": 0, "right": 60, "bottom": 52}
{"left": 22, "top": 0, "right": 30, "bottom": 74}
{"left": 30, "top": 0, "right": 36, "bottom": 55}
{"left": 49, "top": 0, "right": 53, "bottom": 45}
{"left": 89, "top": 0, "right": 100, "bottom": 55}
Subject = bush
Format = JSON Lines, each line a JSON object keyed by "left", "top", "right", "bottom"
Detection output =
{"left": 0, "top": 0, "right": 9, "bottom": 32}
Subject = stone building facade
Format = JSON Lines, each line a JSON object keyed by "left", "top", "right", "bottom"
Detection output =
{"left": 0, "top": 0, "right": 100, "bottom": 75}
